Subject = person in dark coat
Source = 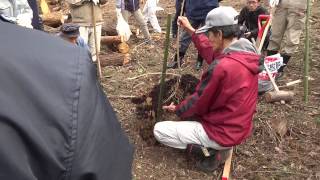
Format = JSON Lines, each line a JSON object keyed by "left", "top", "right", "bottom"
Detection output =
{"left": 0, "top": 19, "right": 133, "bottom": 180}
{"left": 171, "top": 0, "right": 183, "bottom": 38}
{"left": 238, "top": 0, "right": 269, "bottom": 41}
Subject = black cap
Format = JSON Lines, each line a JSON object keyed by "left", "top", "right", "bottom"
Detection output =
{"left": 60, "top": 23, "right": 80, "bottom": 38}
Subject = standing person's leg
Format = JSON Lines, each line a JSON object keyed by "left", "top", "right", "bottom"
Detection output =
{"left": 284, "top": 9, "right": 305, "bottom": 55}
{"left": 27, "top": 0, "right": 43, "bottom": 30}
{"left": 167, "top": 29, "right": 191, "bottom": 68}
{"left": 133, "top": 9, "right": 151, "bottom": 40}
{"left": 121, "top": 10, "right": 131, "bottom": 22}
{"left": 167, "top": 19, "right": 198, "bottom": 69}
{"left": 154, "top": 121, "right": 228, "bottom": 150}
{"left": 172, "top": 0, "right": 182, "bottom": 37}
{"left": 147, "top": 0, "right": 161, "bottom": 33}
{"left": 79, "top": 26, "right": 89, "bottom": 44}
{"left": 87, "top": 25, "right": 102, "bottom": 62}
{"left": 194, "top": 19, "right": 205, "bottom": 70}
{"left": 277, "top": 8, "right": 306, "bottom": 73}
{"left": 267, "top": 6, "right": 288, "bottom": 56}
{"left": 142, "top": 1, "right": 150, "bottom": 24}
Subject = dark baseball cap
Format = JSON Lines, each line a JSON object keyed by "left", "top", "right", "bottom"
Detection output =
{"left": 60, "top": 23, "right": 80, "bottom": 38}
{"left": 196, "top": 6, "right": 239, "bottom": 34}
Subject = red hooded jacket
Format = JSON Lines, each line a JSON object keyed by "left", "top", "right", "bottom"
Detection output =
{"left": 175, "top": 33, "right": 259, "bottom": 147}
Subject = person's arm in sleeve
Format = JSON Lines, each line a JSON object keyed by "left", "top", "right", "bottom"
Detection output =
{"left": 191, "top": 33, "right": 219, "bottom": 64}
{"left": 175, "top": 64, "right": 224, "bottom": 118}
{"left": 178, "top": 16, "right": 218, "bottom": 64}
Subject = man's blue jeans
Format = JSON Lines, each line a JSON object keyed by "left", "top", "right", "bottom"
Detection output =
{"left": 179, "top": 18, "right": 205, "bottom": 55}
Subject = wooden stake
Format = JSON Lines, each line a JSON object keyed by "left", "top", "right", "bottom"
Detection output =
{"left": 304, "top": 0, "right": 312, "bottom": 102}
{"left": 156, "top": 14, "right": 172, "bottom": 122}
{"left": 91, "top": 3, "right": 102, "bottom": 78}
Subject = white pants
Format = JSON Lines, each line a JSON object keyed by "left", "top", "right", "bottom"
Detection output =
{"left": 79, "top": 25, "right": 102, "bottom": 62}
{"left": 142, "top": 0, "right": 162, "bottom": 33}
{"left": 154, "top": 121, "right": 229, "bottom": 150}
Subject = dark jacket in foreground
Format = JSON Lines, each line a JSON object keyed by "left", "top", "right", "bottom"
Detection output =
{"left": 175, "top": 34, "right": 259, "bottom": 147}
{"left": 185, "top": 0, "right": 219, "bottom": 21}
{"left": 0, "top": 21, "right": 133, "bottom": 180}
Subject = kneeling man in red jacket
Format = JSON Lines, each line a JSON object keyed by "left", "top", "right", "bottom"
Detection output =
{"left": 154, "top": 6, "right": 260, "bottom": 172}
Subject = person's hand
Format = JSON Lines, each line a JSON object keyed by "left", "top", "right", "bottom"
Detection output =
{"left": 177, "top": 16, "right": 195, "bottom": 34}
{"left": 162, "top": 102, "right": 176, "bottom": 113}
{"left": 244, "top": 32, "right": 251, "bottom": 38}
{"left": 268, "top": 0, "right": 279, "bottom": 7}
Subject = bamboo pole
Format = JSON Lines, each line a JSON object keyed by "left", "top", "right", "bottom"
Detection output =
{"left": 156, "top": 14, "right": 172, "bottom": 122}
{"left": 304, "top": 0, "right": 312, "bottom": 102}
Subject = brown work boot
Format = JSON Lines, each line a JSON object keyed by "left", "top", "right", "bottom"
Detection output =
{"left": 196, "top": 149, "right": 231, "bottom": 172}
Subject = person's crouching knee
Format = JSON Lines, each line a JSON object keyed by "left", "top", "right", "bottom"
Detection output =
{"left": 153, "top": 121, "right": 167, "bottom": 142}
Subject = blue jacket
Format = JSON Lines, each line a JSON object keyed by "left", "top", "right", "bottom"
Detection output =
{"left": 185, "top": 0, "right": 219, "bottom": 21}
{"left": 116, "top": 0, "right": 139, "bottom": 12}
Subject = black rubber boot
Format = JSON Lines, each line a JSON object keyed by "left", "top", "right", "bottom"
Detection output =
{"left": 186, "top": 144, "right": 216, "bottom": 157}
{"left": 195, "top": 54, "right": 203, "bottom": 71}
{"left": 278, "top": 53, "right": 291, "bottom": 73}
{"left": 196, "top": 149, "right": 231, "bottom": 172}
{"left": 276, "top": 53, "right": 291, "bottom": 79}
{"left": 167, "top": 52, "right": 185, "bottom": 69}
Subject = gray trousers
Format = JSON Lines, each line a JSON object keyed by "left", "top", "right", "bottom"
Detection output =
{"left": 267, "top": 6, "right": 306, "bottom": 55}
{"left": 122, "top": 9, "right": 151, "bottom": 40}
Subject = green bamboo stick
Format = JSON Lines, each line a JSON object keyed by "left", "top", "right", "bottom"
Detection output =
{"left": 304, "top": 0, "right": 311, "bottom": 102}
{"left": 156, "top": 14, "right": 172, "bottom": 122}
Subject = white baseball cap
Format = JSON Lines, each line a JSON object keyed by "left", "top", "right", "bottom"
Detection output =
{"left": 196, "top": 6, "right": 239, "bottom": 34}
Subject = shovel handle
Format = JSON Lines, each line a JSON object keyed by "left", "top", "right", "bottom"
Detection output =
{"left": 222, "top": 148, "right": 233, "bottom": 180}
{"left": 91, "top": 3, "right": 102, "bottom": 78}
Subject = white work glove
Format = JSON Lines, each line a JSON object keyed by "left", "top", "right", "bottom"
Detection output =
{"left": 116, "top": 8, "right": 132, "bottom": 41}
{"left": 268, "top": 0, "right": 279, "bottom": 7}
{"left": 16, "top": 13, "right": 33, "bottom": 29}
{"left": 91, "top": 0, "right": 99, "bottom": 5}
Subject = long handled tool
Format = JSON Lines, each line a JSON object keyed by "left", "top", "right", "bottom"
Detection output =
{"left": 91, "top": 3, "right": 102, "bottom": 78}
{"left": 256, "top": 14, "right": 270, "bottom": 52}
{"left": 176, "top": 0, "right": 186, "bottom": 69}
{"left": 255, "top": 7, "right": 294, "bottom": 103}
{"left": 221, "top": 148, "right": 234, "bottom": 180}
{"left": 264, "top": 63, "right": 294, "bottom": 103}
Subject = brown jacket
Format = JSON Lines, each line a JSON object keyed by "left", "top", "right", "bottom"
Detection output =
{"left": 69, "top": 1, "right": 105, "bottom": 26}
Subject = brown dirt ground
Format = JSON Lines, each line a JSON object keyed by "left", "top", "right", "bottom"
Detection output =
{"left": 50, "top": 0, "right": 320, "bottom": 179}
